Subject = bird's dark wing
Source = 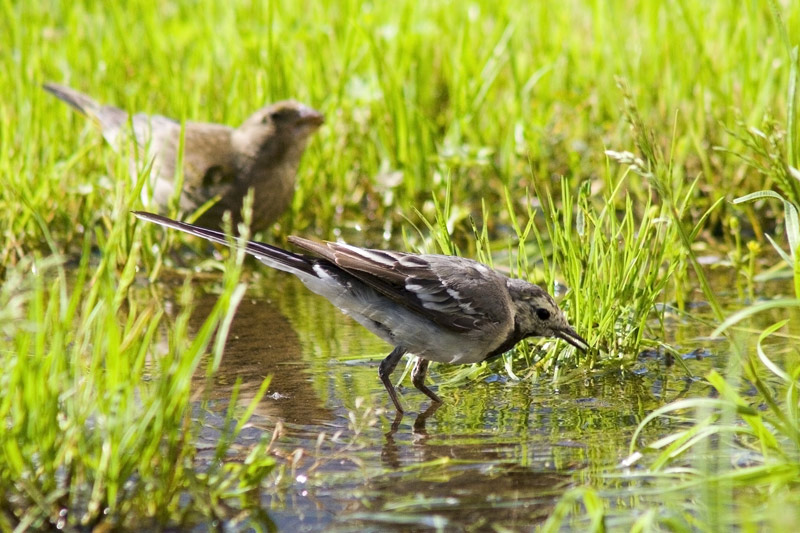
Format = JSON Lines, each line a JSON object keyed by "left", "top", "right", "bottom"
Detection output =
{"left": 288, "top": 237, "right": 512, "bottom": 333}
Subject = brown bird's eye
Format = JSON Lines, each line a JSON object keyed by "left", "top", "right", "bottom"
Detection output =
{"left": 536, "top": 308, "right": 550, "bottom": 320}
{"left": 270, "top": 109, "right": 293, "bottom": 122}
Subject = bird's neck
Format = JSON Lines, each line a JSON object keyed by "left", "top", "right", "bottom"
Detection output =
{"left": 484, "top": 324, "right": 526, "bottom": 360}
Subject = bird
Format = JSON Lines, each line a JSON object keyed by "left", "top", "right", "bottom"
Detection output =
{"left": 133, "top": 211, "right": 590, "bottom": 413}
{"left": 44, "top": 82, "right": 324, "bottom": 231}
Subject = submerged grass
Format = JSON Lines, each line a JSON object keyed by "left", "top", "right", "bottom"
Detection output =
{"left": 0, "top": 201, "right": 277, "bottom": 529}
{"left": 2, "top": 0, "right": 800, "bottom": 529}
{"left": 544, "top": 32, "right": 800, "bottom": 528}
{"left": 609, "top": 192, "right": 800, "bottom": 531}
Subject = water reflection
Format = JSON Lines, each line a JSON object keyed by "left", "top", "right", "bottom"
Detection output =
{"left": 381, "top": 403, "right": 440, "bottom": 468}
{"left": 343, "top": 463, "right": 570, "bottom": 531}
{"left": 145, "top": 269, "right": 799, "bottom": 531}
{"left": 184, "top": 288, "right": 335, "bottom": 427}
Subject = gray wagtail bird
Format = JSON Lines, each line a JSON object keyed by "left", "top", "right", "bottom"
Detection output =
{"left": 134, "top": 211, "right": 590, "bottom": 413}
{"left": 44, "top": 83, "right": 324, "bottom": 231}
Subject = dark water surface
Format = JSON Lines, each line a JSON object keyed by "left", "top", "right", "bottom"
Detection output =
{"left": 164, "top": 268, "right": 796, "bottom": 532}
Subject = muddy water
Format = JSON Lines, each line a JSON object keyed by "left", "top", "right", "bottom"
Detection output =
{"left": 165, "top": 268, "right": 795, "bottom": 531}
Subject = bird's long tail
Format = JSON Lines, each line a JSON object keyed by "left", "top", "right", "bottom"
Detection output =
{"left": 43, "top": 83, "right": 102, "bottom": 118}
{"left": 43, "top": 83, "right": 129, "bottom": 133}
{"left": 133, "top": 211, "right": 317, "bottom": 276}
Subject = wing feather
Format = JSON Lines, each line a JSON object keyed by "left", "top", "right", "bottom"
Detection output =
{"left": 288, "top": 237, "right": 511, "bottom": 332}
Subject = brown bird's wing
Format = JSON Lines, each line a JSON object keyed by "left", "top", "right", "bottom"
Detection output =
{"left": 129, "top": 116, "right": 237, "bottom": 209}
{"left": 181, "top": 122, "right": 237, "bottom": 186}
{"left": 288, "top": 237, "right": 512, "bottom": 333}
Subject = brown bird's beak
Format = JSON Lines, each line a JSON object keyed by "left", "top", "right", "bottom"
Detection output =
{"left": 297, "top": 106, "right": 324, "bottom": 128}
{"left": 555, "top": 326, "right": 590, "bottom": 352}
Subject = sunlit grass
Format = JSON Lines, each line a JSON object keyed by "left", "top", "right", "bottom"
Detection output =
{"left": 609, "top": 121, "right": 800, "bottom": 532}
{"left": 543, "top": 21, "right": 800, "bottom": 526}
{"left": 4, "top": 1, "right": 800, "bottom": 256}
{"left": 0, "top": 199, "right": 276, "bottom": 529}
{"left": 3, "top": 0, "right": 800, "bottom": 529}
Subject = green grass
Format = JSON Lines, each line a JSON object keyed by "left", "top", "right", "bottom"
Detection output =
{"left": 0, "top": 198, "right": 277, "bottom": 529}
{"left": 542, "top": 95, "right": 800, "bottom": 530}
{"left": 5, "top": 0, "right": 800, "bottom": 252}
{"left": 2, "top": 0, "right": 800, "bottom": 529}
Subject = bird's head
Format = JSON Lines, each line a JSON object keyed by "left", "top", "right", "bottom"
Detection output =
{"left": 506, "top": 278, "right": 589, "bottom": 352}
{"left": 236, "top": 100, "right": 324, "bottom": 158}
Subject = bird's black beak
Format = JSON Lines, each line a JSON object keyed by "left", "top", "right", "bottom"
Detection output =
{"left": 555, "top": 326, "right": 590, "bottom": 352}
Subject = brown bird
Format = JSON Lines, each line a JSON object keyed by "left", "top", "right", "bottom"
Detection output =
{"left": 134, "top": 211, "right": 590, "bottom": 414}
{"left": 45, "top": 83, "right": 324, "bottom": 231}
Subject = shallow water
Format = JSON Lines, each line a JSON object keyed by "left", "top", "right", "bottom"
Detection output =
{"left": 146, "top": 265, "right": 800, "bottom": 532}
{"left": 144, "top": 264, "right": 780, "bottom": 531}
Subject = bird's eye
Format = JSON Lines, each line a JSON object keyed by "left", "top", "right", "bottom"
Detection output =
{"left": 261, "top": 114, "right": 270, "bottom": 124}
{"left": 536, "top": 308, "right": 551, "bottom": 320}
{"left": 270, "top": 109, "right": 293, "bottom": 122}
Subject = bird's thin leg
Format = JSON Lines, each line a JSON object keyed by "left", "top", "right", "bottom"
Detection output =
{"left": 379, "top": 346, "right": 407, "bottom": 413}
{"left": 411, "top": 358, "right": 442, "bottom": 404}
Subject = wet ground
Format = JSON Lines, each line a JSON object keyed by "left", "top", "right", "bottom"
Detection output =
{"left": 160, "top": 267, "right": 797, "bottom": 531}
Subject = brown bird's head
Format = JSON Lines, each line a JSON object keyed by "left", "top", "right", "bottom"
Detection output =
{"left": 222, "top": 100, "right": 324, "bottom": 230}
{"left": 506, "top": 278, "right": 590, "bottom": 352}
{"left": 234, "top": 100, "right": 324, "bottom": 161}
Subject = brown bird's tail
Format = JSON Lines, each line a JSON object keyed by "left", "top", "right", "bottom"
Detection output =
{"left": 43, "top": 83, "right": 102, "bottom": 117}
{"left": 43, "top": 83, "right": 128, "bottom": 132}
